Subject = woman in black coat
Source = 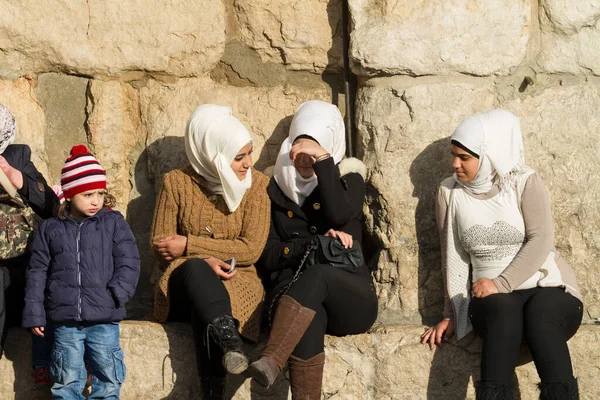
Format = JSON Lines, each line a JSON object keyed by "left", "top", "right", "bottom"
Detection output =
{"left": 0, "top": 104, "right": 59, "bottom": 386}
{"left": 249, "top": 100, "right": 378, "bottom": 399}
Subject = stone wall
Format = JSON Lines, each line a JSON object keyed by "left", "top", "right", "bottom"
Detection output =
{"left": 1, "top": 322, "right": 599, "bottom": 400}
{"left": 1, "top": 0, "right": 599, "bottom": 398}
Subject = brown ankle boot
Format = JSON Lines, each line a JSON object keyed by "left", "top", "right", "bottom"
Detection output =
{"left": 288, "top": 353, "right": 325, "bottom": 400}
{"left": 249, "top": 295, "right": 316, "bottom": 387}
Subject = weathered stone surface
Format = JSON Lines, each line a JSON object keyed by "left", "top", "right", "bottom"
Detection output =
{"left": 36, "top": 73, "right": 89, "bottom": 185}
{"left": 538, "top": 1, "right": 600, "bottom": 74}
{"left": 86, "top": 80, "right": 142, "bottom": 216}
{"left": 0, "top": 0, "right": 225, "bottom": 78}
{"left": 138, "top": 77, "right": 332, "bottom": 186}
{"left": 348, "top": 0, "right": 531, "bottom": 76}
{"left": 502, "top": 83, "right": 600, "bottom": 320}
{"left": 0, "top": 78, "right": 48, "bottom": 178}
{"left": 356, "top": 76, "right": 497, "bottom": 324}
{"left": 234, "top": 0, "right": 343, "bottom": 72}
{"left": 211, "top": 40, "right": 333, "bottom": 88}
{"left": 1, "top": 322, "right": 598, "bottom": 399}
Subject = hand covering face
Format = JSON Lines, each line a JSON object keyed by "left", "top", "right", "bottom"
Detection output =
{"left": 273, "top": 100, "right": 346, "bottom": 205}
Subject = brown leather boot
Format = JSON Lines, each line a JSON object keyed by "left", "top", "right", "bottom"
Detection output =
{"left": 249, "top": 295, "right": 316, "bottom": 387}
{"left": 288, "top": 353, "right": 325, "bottom": 400}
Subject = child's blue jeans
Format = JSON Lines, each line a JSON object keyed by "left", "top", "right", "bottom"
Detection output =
{"left": 50, "top": 322, "right": 125, "bottom": 400}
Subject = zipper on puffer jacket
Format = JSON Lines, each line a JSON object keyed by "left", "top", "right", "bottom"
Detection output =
{"left": 75, "top": 220, "right": 84, "bottom": 321}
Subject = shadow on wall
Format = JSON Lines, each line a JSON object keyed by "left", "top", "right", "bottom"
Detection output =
{"left": 125, "top": 136, "right": 189, "bottom": 321}
{"left": 3, "top": 330, "right": 49, "bottom": 400}
{"left": 254, "top": 115, "right": 293, "bottom": 173}
{"left": 409, "top": 137, "right": 454, "bottom": 326}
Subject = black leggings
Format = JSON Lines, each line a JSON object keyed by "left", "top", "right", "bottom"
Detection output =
{"left": 274, "top": 264, "right": 378, "bottom": 360}
{"left": 469, "top": 287, "right": 583, "bottom": 385}
{"left": 168, "top": 258, "right": 232, "bottom": 378}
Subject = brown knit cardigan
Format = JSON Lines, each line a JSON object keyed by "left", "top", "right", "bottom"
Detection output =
{"left": 151, "top": 165, "right": 271, "bottom": 342}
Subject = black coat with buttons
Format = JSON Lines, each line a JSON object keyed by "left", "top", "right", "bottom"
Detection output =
{"left": 256, "top": 157, "right": 368, "bottom": 292}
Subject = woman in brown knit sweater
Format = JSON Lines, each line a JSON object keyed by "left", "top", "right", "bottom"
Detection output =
{"left": 151, "top": 105, "right": 270, "bottom": 399}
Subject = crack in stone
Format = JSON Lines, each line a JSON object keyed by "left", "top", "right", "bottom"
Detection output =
{"left": 86, "top": 0, "right": 91, "bottom": 38}
{"left": 400, "top": 92, "right": 414, "bottom": 123}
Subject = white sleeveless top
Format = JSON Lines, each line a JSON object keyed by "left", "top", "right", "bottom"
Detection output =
{"left": 454, "top": 188, "right": 542, "bottom": 289}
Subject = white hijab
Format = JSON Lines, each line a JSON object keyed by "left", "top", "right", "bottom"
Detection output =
{"left": 451, "top": 109, "right": 530, "bottom": 195}
{"left": 273, "top": 100, "right": 346, "bottom": 206}
{"left": 184, "top": 105, "right": 253, "bottom": 213}
{"left": 0, "top": 104, "right": 16, "bottom": 155}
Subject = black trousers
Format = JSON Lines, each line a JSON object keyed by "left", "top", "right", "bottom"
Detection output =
{"left": 273, "top": 264, "right": 378, "bottom": 360}
{"left": 1, "top": 259, "right": 27, "bottom": 356}
{"left": 1, "top": 260, "right": 53, "bottom": 367}
{"left": 469, "top": 287, "right": 583, "bottom": 385}
{"left": 168, "top": 258, "right": 232, "bottom": 378}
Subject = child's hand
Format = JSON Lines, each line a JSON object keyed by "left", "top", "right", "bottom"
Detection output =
{"left": 0, "top": 155, "right": 24, "bottom": 190}
{"left": 153, "top": 235, "right": 187, "bottom": 261}
{"left": 31, "top": 326, "right": 45, "bottom": 337}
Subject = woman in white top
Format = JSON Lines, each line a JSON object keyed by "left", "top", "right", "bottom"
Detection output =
{"left": 421, "top": 110, "right": 583, "bottom": 400}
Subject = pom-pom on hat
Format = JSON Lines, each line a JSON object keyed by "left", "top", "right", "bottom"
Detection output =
{"left": 61, "top": 144, "right": 107, "bottom": 199}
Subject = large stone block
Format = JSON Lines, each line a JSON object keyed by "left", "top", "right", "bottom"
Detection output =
{"left": 1, "top": 322, "right": 598, "bottom": 399}
{"left": 86, "top": 80, "right": 143, "bottom": 216}
{"left": 502, "top": 83, "right": 600, "bottom": 320}
{"left": 538, "top": 0, "right": 600, "bottom": 74}
{"left": 234, "top": 0, "right": 343, "bottom": 72}
{"left": 0, "top": 0, "right": 225, "bottom": 78}
{"left": 355, "top": 76, "right": 497, "bottom": 324}
{"left": 348, "top": 0, "right": 531, "bottom": 76}
{"left": 0, "top": 78, "right": 48, "bottom": 178}
{"left": 36, "top": 73, "right": 89, "bottom": 184}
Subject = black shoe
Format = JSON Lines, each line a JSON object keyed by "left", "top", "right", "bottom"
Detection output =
{"left": 206, "top": 315, "right": 248, "bottom": 374}
{"left": 201, "top": 376, "right": 225, "bottom": 400}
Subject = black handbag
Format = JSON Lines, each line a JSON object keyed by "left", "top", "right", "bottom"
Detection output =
{"left": 305, "top": 235, "right": 364, "bottom": 273}
{"left": 266, "top": 235, "right": 364, "bottom": 326}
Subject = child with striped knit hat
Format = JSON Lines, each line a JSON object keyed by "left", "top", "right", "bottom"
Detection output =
{"left": 22, "top": 144, "right": 140, "bottom": 399}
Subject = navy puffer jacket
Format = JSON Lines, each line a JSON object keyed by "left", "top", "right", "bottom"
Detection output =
{"left": 22, "top": 208, "right": 140, "bottom": 328}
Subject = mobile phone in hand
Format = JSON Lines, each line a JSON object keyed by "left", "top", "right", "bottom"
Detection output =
{"left": 223, "top": 258, "right": 236, "bottom": 274}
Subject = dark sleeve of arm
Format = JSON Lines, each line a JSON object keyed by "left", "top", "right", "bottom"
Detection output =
{"left": 492, "top": 173, "right": 555, "bottom": 293}
{"left": 17, "top": 145, "right": 59, "bottom": 218}
{"left": 312, "top": 157, "right": 365, "bottom": 228}
{"left": 22, "top": 228, "right": 51, "bottom": 328}
{"left": 256, "top": 217, "right": 313, "bottom": 275}
{"left": 108, "top": 215, "right": 141, "bottom": 307}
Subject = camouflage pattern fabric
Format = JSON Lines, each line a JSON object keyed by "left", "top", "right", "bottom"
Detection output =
{"left": 0, "top": 192, "right": 37, "bottom": 260}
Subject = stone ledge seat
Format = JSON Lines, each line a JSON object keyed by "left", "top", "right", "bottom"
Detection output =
{"left": 0, "top": 321, "right": 598, "bottom": 399}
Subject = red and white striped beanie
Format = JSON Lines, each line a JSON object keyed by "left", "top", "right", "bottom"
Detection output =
{"left": 61, "top": 145, "right": 106, "bottom": 199}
